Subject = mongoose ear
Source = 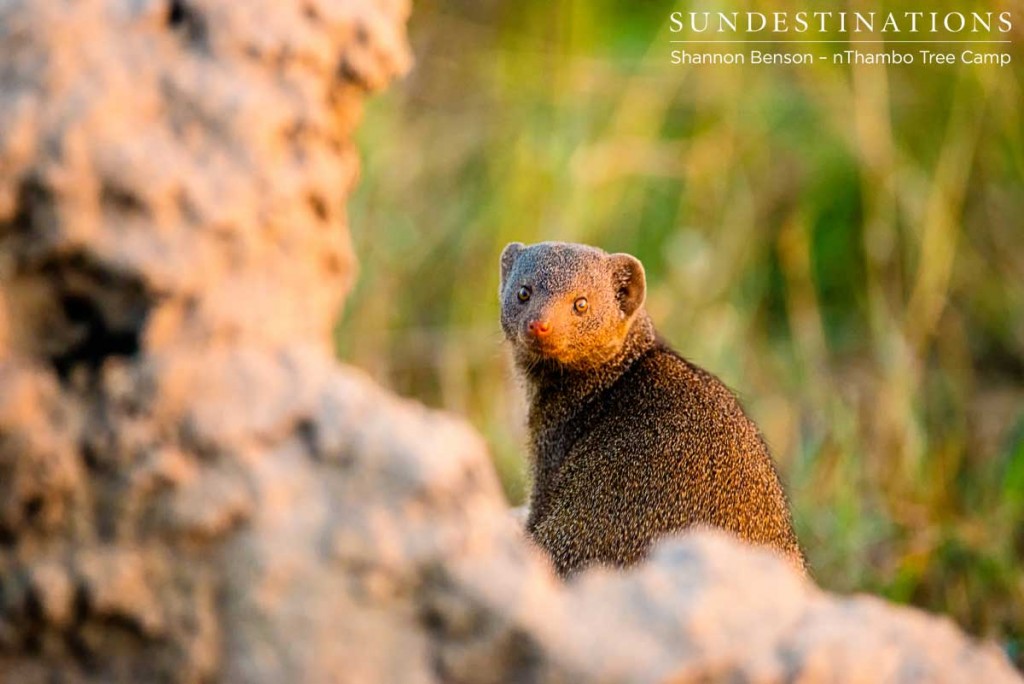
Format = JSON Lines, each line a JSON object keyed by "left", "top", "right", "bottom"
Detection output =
{"left": 609, "top": 253, "right": 646, "bottom": 317}
{"left": 499, "top": 242, "right": 525, "bottom": 291}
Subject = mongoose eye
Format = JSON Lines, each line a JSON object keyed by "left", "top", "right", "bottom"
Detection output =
{"left": 517, "top": 286, "right": 531, "bottom": 302}
{"left": 573, "top": 297, "right": 589, "bottom": 314}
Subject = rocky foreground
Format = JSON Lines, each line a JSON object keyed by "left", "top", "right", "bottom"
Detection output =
{"left": 0, "top": 1, "right": 1019, "bottom": 682}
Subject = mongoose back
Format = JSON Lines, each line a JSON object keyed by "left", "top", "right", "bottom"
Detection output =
{"left": 499, "top": 241, "right": 805, "bottom": 577}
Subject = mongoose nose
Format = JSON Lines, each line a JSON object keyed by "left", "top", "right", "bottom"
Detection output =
{"left": 527, "top": 320, "right": 552, "bottom": 337}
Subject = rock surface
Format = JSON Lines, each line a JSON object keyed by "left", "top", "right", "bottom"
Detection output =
{"left": 0, "top": 0, "right": 1019, "bottom": 682}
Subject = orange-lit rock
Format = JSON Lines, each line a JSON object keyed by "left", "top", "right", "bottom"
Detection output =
{"left": 0, "top": 1, "right": 1018, "bottom": 683}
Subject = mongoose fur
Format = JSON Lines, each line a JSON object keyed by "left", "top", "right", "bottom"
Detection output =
{"left": 499, "top": 241, "right": 806, "bottom": 577}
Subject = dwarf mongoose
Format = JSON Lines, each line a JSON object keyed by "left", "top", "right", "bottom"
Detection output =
{"left": 499, "top": 241, "right": 805, "bottom": 577}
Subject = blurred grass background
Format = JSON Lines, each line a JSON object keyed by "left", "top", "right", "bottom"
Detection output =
{"left": 338, "top": 0, "right": 1024, "bottom": 663}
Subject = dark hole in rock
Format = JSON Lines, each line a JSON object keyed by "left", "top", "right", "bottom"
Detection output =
{"left": 420, "top": 604, "right": 445, "bottom": 633}
{"left": 166, "top": 0, "right": 208, "bottom": 49}
{"left": 309, "top": 193, "right": 329, "bottom": 221}
{"left": 100, "top": 184, "right": 147, "bottom": 216}
{"left": 24, "top": 250, "right": 152, "bottom": 381}
{"left": 23, "top": 628, "right": 41, "bottom": 654}
{"left": 82, "top": 443, "right": 101, "bottom": 471}
{"left": 4, "top": 177, "right": 57, "bottom": 240}
{"left": 52, "top": 294, "right": 144, "bottom": 381}
{"left": 103, "top": 614, "right": 152, "bottom": 641}
{"left": 296, "top": 418, "right": 318, "bottom": 455}
{"left": 65, "top": 627, "right": 99, "bottom": 671}
{"left": 501, "top": 631, "right": 545, "bottom": 682}
{"left": 24, "top": 495, "right": 44, "bottom": 523}
{"left": 72, "top": 585, "right": 89, "bottom": 626}
{"left": 167, "top": 0, "right": 186, "bottom": 26}
{"left": 25, "top": 583, "right": 44, "bottom": 623}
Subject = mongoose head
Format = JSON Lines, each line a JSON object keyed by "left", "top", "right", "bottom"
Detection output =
{"left": 499, "top": 241, "right": 646, "bottom": 369}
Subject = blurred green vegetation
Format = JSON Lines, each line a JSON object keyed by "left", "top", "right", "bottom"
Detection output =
{"left": 338, "top": 0, "right": 1024, "bottom": 664}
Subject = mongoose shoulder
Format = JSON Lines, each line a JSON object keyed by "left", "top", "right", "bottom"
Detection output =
{"left": 499, "top": 240, "right": 806, "bottom": 577}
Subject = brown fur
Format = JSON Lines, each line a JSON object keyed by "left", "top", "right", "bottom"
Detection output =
{"left": 500, "top": 241, "right": 806, "bottom": 577}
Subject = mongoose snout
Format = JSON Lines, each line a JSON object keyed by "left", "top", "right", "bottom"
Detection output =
{"left": 526, "top": 319, "right": 551, "bottom": 338}
{"left": 500, "top": 240, "right": 807, "bottom": 577}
